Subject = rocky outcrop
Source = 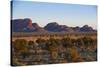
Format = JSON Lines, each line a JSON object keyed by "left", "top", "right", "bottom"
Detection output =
{"left": 11, "top": 18, "right": 96, "bottom": 32}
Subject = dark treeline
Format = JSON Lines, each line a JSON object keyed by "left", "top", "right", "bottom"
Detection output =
{"left": 11, "top": 37, "right": 97, "bottom": 66}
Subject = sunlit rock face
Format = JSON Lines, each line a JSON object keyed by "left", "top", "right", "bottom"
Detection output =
{"left": 11, "top": 18, "right": 47, "bottom": 32}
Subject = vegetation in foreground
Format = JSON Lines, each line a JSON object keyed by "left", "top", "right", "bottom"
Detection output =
{"left": 11, "top": 37, "right": 97, "bottom": 66}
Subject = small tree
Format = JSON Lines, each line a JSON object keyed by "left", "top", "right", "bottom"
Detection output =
{"left": 14, "top": 39, "right": 28, "bottom": 53}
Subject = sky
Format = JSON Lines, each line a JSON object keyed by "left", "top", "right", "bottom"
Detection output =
{"left": 12, "top": 1, "right": 97, "bottom": 29}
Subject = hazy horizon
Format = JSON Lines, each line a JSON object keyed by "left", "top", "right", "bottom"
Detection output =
{"left": 12, "top": 1, "right": 97, "bottom": 29}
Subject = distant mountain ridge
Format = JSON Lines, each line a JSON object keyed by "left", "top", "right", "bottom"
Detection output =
{"left": 11, "top": 18, "right": 96, "bottom": 32}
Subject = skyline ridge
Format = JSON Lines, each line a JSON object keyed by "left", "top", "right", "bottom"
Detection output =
{"left": 12, "top": 18, "right": 97, "bottom": 30}
{"left": 11, "top": 18, "right": 97, "bottom": 32}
